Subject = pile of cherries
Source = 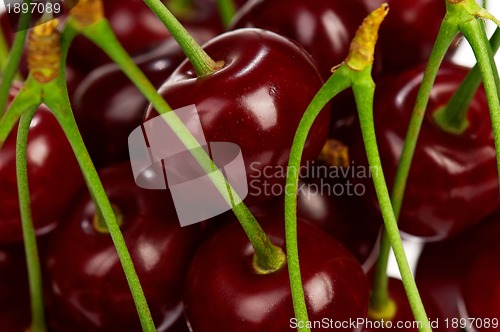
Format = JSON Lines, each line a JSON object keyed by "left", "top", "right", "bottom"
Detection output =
{"left": 1, "top": 0, "right": 499, "bottom": 331}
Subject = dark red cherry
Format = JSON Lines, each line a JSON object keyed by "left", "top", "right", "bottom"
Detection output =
{"left": 0, "top": 85, "right": 83, "bottom": 244}
{"left": 73, "top": 39, "right": 188, "bottom": 168}
{"left": 372, "top": 0, "right": 455, "bottom": 73}
{"left": 45, "top": 162, "right": 202, "bottom": 331}
{"left": 68, "top": 0, "right": 170, "bottom": 70}
{"left": 351, "top": 62, "right": 498, "bottom": 241}
{"left": 363, "top": 278, "right": 448, "bottom": 332}
{"left": 68, "top": 0, "right": 221, "bottom": 71}
{"left": 415, "top": 210, "right": 500, "bottom": 327}
{"left": 184, "top": 216, "right": 369, "bottom": 331}
{"left": 296, "top": 178, "right": 381, "bottom": 269}
{"left": 460, "top": 242, "right": 500, "bottom": 332}
{"left": 230, "top": 0, "right": 368, "bottom": 81}
{"left": 144, "top": 29, "right": 330, "bottom": 204}
{"left": 0, "top": 244, "right": 31, "bottom": 331}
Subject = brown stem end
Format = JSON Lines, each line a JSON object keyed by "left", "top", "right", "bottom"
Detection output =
{"left": 70, "top": 0, "right": 104, "bottom": 27}
{"left": 346, "top": 3, "right": 389, "bottom": 71}
{"left": 28, "top": 20, "right": 61, "bottom": 83}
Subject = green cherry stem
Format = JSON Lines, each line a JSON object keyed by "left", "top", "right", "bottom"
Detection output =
{"left": 434, "top": 27, "right": 500, "bottom": 134}
{"left": 71, "top": 17, "right": 286, "bottom": 272}
{"left": 0, "top": 25, "right": 9, "bottom": 69}
{"left": 217, "top": 0, "right": 237, "bottom": 28}
{"left": 0, "top": 5, "right": 31, "bottom": 113}
{"left": 143, "top": 0, "right": 223, "bottom": 76}
{"left": 370, "top": 18, "right": 458, "bottom": 320}
{"left": 0, "top": 78, "right": 41, "bottom": 147}
{"left": 285, "top": 66, "right": 351, "bottom": 332}
{"left": 286, "top": 6, "right": 429, "bottom": 332}
{"left": 16, "top": 102, "right": 47, "bottom": 332}
{"left": 460, "top": 18, "right": 500, "bottom": 191}
{"left": 42, "top": 78, "right": 156, "bottom": 332}
{"left": 352, "top": 67, "right": 431, "bottom": 332}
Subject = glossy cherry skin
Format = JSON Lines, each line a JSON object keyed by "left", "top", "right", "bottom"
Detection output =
{"left": 145, "top": 29, "right": 330, "bottom": 204}
{"left": 372, "top": 0, "right": 455, "bottom": 73}
{"left": 184, "top": 216, "right": 369, "bottom": 331}
{"left": 68, "top": 0, "right": 171, "bottom": 70}
{"left": 230, "top": 0, "right": 367, "bottom": 81}
{"left": 415, "top": 210, "right": 500, "bottom": 328}
{"left": 295, "top": 177, "right": 381, "bottom": 269}
{"left": 0, "top": 86, "right": 83, "bottom": 244}
{"left": 73, "top": 39, "right": 188, "bottom": 168}
{"left": 460, "top": 242, "right": 500, "bottom": 332}
{"left": 351, "top": 62, "right": 498, "bottom": 241}
{"left": 363, "top": 278, "right": 448, "bottom": 332}
{"left": 0, "top": 244, "right": 31, "bottom": 331}
{"left": 44, "top": 162, "right": 202, "bottom": 331}
{"left": 68, "top": 0, "right": 222, "bottom": 71}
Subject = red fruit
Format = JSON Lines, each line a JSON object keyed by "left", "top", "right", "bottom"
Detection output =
{"left": 0, "top": 85, "right": 83, "bottom": 244}
{"left": 184, "top": 217, "right": 369, "bottom": 331}
{"left": 0, "top": 244, "right": 31, "bottom": 331}
{"left": 372, "top": 0, "right": 456, "bottom": 73}
{"left": 461, "top": 242, "right": 500, "bottom": 332}
{"left": 416, "top": 210, "right": 500, "bottom": 328}
{"left": 44, "top": 163, "right": 202, "bottom": 331}
{"left": 230, "top": 0, "right": 368, "bottom": 81}
{"left": 68, "top": 0, "right": 221, "bottom": 71}
{"left": 363, "top": 278, "right": 449, "bottom": 332}
{"left": 73, "top": 39, "right": 187, "bottom": 168}
{"left": 144, "top": 29, "right": 330, "bottom": 204}
{"left": 351, "top": 62, "right": 498, "bottom": 241}
{"left": 296, "top": 178, "right": 381, "bottom": 268}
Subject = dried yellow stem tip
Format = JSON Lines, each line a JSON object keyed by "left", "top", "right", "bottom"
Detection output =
{"left": 28, "top": 19, "right": 61, "bottom": 83}
{"left": 70, "top": 0, "right": 104, "bottom": 26}
{"left": 319, "top": 139, "right": 350, "bottom": 168}
{"left": 345, "top": 3, "right": 389, "bottom": 71}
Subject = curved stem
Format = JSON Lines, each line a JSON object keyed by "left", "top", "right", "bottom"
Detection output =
{"left": 391, "top": 19, "right": 458, "bottom": 224}
{"left": 43, "top": 79, "right": 156, "bottom": 332}
{"left": 0, "top": 6, "right": 31, "bottom": 113}
{"left": 352, "top": 67, "right": 431, "bottom": 332}
{"left": 284, "top": 65, "right": 351, "bottom": 332}
{"left": 435, "top": 26, "right": 500, "bottom": 135}
{"left": 16, "top": 104, "right": 47, "bottom": 332}
{"left": 143, "top": 0, "right": 222, "bottom": 76}
{"left": 0, "top": 78, "right": 41, "bottom": 147}
{"left": 217, "top": 0, "right": 236, "bottom": 28}
{"left": 460, "top": 18, "right": 500, "bottom": 193}
{"left": 370, "top": 18, "right": 458, "bottom": 318}
{"left": 74, "top": 18, "right": 286, "bottom": 272}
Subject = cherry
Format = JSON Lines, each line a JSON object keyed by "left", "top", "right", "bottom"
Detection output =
{"left": 68, "top": 0, "right": 222, "bottom": 71}
{"left": 0, "top": 244, "right": 31, "bottom": 331}
{"left": 363, "top": 278, "right": 447, "bottom": 332}
{"left": 296, "top": 177, "right": 381, "bottom": 269}
{"left": 44, "top": 162, "right": 202, "bottom": 331}
{"left": 460, "top": 242, "right": 500, "bottom": 332}
{"left": 184, "top": 216, "right": 369, "bottom": 331}
{"left": 73, "top": 39, "right": 188, "bottom": 168}
{"left": 351, "top": 62, "right": 498, "bottom": 241}
{"left": 230, "top": 0, "right": 368, "bottom": 81}
{"left": 0, "top": 84, "right": 83, "bottom": 244}
{"left": 415, "top": 210, "right": 500, "bottom": 327}
{"left": 367, "top": 0, "right": 455, "bottom": 73}
{"left": 144, "top": 28, "right": 330, "bottom": 204}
